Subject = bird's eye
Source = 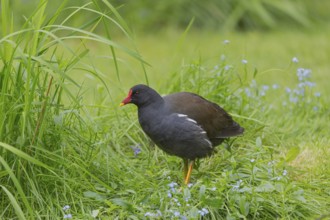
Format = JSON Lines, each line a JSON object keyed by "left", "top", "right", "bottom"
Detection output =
{"left": 133, "top": 91, "right": 139, "bottom": 95}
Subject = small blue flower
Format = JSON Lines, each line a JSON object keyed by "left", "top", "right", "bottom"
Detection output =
{"left": 305, "top": 81, "right": 316, "bottom": 87}
{"left": 268, "top": 160, "right": 275, "bottom": 166}
{"left": 62, "top": 205, "right": 70, "bottom": 211}
{"left": 250, "top": 158, "right": 255, "bottom": 163}
{"left": 272, "top": 84, "right": 279, "bottom": 89}
{"left": 198, "top": 208, "right": 209, "bottom": 216}
{"left": 156, "top": 210, "right": 162, "bottom": 217}
{"left": 282, "top": 170, "right": 288, "bottom": 176}
{"left": 64, "top": 214, "right": 72, "bottom": 219}
{"left": 298, "top": 82, "right": 305, "bottom": 88}
{"left": 292, "top": 57, "right": 299, "bottom": 63}
{"left": 167, "top": 191, "right": 172, "bottom": 198}
{"left": 241, "top": 59, "right": 248, "bottom": 64}
{"left": 168, "top": 182, "right": 178, "bottom": 188}
{"left": 262, "top": 85, "right": 269, "bottom": 91}
{"left": 224, "top": 65, "right": 231, "bottom": 71}
{"left": 313, "top": 106, "right": 319, "bottom": 111}
{"left": 187, "top": 183, "right": 193, "bottom": 188}
{"left": 211, "top": 187, "right": 217, "bottom": 191}
{"left": 293, "top": 88, "right": 304, "bottom": 96}
{"left": 285, "top": 87, "right": 291, "bottom": 93}
{"left": 314, "top": 92, "right": 321, "bottom": 97}
{"left": 202, "top": 208, "right": 209, "bottom": 214}
{"left": 232, "top": 179, "right": 243, "bottom": 190}
{"left": 250, "top": 79, "right": 257, "bottom": 88}
{"left": 289, "top": 96, "right": 298, "bottom": 103}
{"left": 244, "top": 88, "right": 252, "bottom": 97}
{"left": 181, "top": 216, "right": 188, "bottom": 220}
{"left": 223, "top": 39, "right": 230, "bottom": 44}
{"left": 130, "top": 144, "right": 141, "bottom": 157}
{"left": 144, "top": 212, "right": 154, "bottom": 217}
{"left": 297, "top": 68, "right": 311, "bottom": 81}
{"left": 174, "top": 211, "right": 180, "bottom": 217}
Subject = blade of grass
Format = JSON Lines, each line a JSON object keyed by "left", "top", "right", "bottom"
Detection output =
{"left": 0, "top": 186, "right": 27, "bottom": 220}
{"left": 0, "top": 156, "right": 33, "bottom": 218}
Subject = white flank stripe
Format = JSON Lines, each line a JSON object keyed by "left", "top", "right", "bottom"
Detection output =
{"left": 200, "top": 131, "right": 207, "bottom": 134}
{"left": 176, "top": 114, "right": 197, "bottom": 124}
{"left": 204, "top": 139, "right": 212, "bottom": 148}
{"left": 186, "top": 118, "right": 197, "bottom": 124}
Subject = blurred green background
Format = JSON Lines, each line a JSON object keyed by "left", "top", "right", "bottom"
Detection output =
{"left": 4, "top": 0, "right": 330, "bottom": 33}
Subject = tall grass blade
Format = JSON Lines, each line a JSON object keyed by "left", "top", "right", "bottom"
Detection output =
{"left": 0, "top": 156, "right": 33, "bottom": 218}
{"left": 0, "top": 186, "right": 26, "bottom": 220}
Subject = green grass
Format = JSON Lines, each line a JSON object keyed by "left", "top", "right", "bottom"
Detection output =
{"left": 1, "top": 0, "right": 329, "bottom": 219}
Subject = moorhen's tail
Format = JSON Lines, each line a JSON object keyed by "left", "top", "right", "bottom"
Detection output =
{"left": 217, "top": 122, "right": 244, "bottom": 138}
{"left": 210, "top": 122, "right": 244, "bottom": 146}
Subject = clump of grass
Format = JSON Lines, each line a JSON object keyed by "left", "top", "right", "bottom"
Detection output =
{"left": 0, "top": 0, "right": 145, "bottom": 218}
{"left": 130, "top": 138, "right": 324, "bottom": 219}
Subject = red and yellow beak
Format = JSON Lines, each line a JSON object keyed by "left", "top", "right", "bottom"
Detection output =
{"left": 120, "top": 89, "right": 132, "bottom": 106}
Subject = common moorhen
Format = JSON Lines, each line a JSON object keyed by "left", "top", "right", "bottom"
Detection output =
{"left": 120, "top": 84, "right": 244, "bottom": 184}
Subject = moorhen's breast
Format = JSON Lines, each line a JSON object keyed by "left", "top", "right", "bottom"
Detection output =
{"left": 138, "top": 105, "right": 213, "bottom": 160}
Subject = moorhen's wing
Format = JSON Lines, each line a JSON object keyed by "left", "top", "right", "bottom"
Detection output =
{"left": 164, "top": 92, "right": 244, "bottom": 141}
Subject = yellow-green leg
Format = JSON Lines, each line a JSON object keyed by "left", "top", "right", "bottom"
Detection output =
{"left": 183, "top": 159, "right": 188, "bottom": 180}
{"left": 184, "top": 160, "right": 194, "bottom": 185}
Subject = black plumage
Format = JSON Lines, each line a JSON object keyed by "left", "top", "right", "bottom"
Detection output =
{"left": 120, "top": 84, "right": 244, "bottom": 184}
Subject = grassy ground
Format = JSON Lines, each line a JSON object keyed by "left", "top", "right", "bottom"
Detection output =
{"left": 34, "top": 29, "right": 330, "bottom": 219}
{"left": 1, "top": 1, "right": 329, "bottom": 218}
{"left": 108, "top": 28, "right": 330, "bottom": 219}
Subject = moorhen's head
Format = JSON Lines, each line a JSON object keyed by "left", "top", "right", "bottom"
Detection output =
{"left": 120, "top": 84, "right": 163, "bottom": 108}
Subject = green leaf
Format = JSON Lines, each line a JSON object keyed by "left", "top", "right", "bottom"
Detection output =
{"left": 255, "top": 181, "right": 275, "bottom": 192}
{"left": 83, "top": 191, "right": 106, "bottom": 201}
{"left": 256, "top": 137, "right": 262, "bottom": 148}
{"left": 203, "top": 198, "right": 224, "bottom": 208}
{"left": 253, "top": 67, "right": 258, "bottom": 78}
{"left": 91, "top": 209, "right": 99, "bottom": 218}
{"left": 0, "top": 142, "right": 52, "bottom": 171}
{"left": 199, "top": 185, "right": 206, "bottom": 199}
{"left": 285, "top": 146, "right": 300, "bottom": 162}
{"left": 239, "top": 197, "right": 250, "bottom": 216}
{"left": 110, "top": 198, "right": 133, "bottom": 211}
{"left": 183, "top": 187, "right": 191, "bottom": 200}
{"left": 292, "top": 189, "right": 306, "bottom": 203}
